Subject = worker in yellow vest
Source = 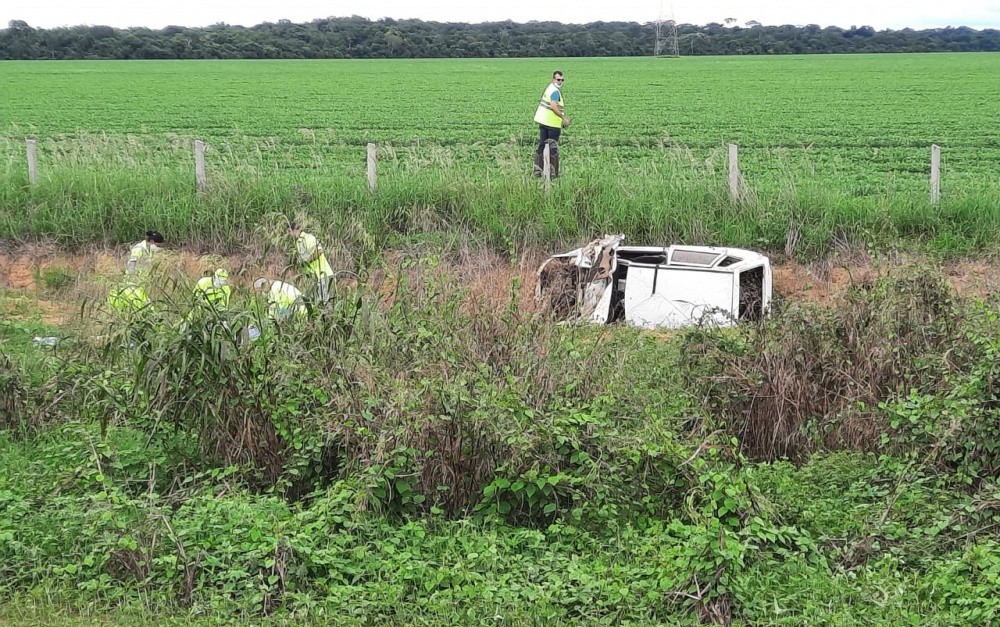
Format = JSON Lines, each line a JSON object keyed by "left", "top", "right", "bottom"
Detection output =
{"left": 533, "top": 70, "right": 571, "bottom": 178}
{"left": 288, "top": 223, "right": 335, "bottom": 304}
{"left": 253, "top": 277, "right": 307, "bottom": 321}
{"left": 192, "top": 268, "right": 231, "bottom": 314}
{"left": 180, "top": 268, "right": 232, "bottom": 340}
{"left": 108, "top": 282, "right": 151, "bottom": 315}
{"left": 125, "top": 230, "right": 164, "bottom": 278}
{"left": 107, "top": 281, "right": 153, "bottom": 349}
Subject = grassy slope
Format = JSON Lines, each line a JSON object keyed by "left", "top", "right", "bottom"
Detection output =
{"left": 3, "top": 266, "right": 1000, "bottom": 624}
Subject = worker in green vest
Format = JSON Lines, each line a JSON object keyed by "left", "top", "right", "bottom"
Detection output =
{"left": 108, "top": 282, "right": 151, "bottom": 315}
{"left": 533, "top": 70, "right": 571, "bottom": 178}
{"left": 288, "top": 222, "right": 335, "bottom": 305}
{"left": 192, "top": 268, "right": 231, "bottom": 314}
{"left": 253, "top": 277, "right": 307, "bottom": 321}
{"left": 125, "top": 230, "right": 164, "bottom": 278}
{"left": 107, "top": 281, "right": 153, "bottom": 349}
{"left": 184, "top": 268, "right": 234, "bottom": 350}
{"left": 114, "top": 230, "right": 161, "bottom": 325}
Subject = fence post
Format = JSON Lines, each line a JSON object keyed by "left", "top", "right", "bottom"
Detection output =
{"left": 366, "top": 143, "right": 377, "bottom": 192}
{"left": 543, "top": 142, "right": 552, "bottom": 194}
{"left": 26, "top": 139, "right": 38, "bottom": 185}
{"left": 728, "top": 143, "right": 741, "bottom": 202}
{"left": 930, "top": 144, "right": 941, "bottom": 205}
{"left": 194, "top": 140, "right": 207, "bottom": 193}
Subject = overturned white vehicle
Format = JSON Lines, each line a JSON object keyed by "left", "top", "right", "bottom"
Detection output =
{"left": 536, "top": 235, "right": 772, "bottom": 329}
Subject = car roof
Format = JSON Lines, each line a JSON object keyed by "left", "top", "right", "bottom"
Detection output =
{"left": 614, "top": 245, "right": 769, "bottom": 272}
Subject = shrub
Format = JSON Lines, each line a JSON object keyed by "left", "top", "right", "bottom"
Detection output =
{"left": 38, "top": 266, "right": 75, "bottom": 292}
{"left": 680, "top": 265, "right": 976, "bottom": 461}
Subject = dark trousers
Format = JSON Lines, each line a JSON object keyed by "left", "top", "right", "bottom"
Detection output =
{"left": 536, "top": 125, "right": 561, "bottom": 156}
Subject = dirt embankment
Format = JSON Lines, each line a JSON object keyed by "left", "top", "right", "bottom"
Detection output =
{"left": 2, "top": 246, "right": 998, "bottom": 326}
{"left": 771, "top": 259, "right": 1000, "bottom": 304}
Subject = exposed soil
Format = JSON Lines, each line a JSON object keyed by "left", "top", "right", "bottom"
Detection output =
{"left": 2, "top": 248, "right": 998, "bottom": 326}
{"left": 773, "top": 259, "right": 1000, "bottom": 304}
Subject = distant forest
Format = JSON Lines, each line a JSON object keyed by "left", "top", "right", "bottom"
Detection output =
{"left": 2, "top": 17, "right": 998, "bottom": 60}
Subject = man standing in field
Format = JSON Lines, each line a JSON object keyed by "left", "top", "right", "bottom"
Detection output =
{"left": 533, "top": 70, "right": 571, "bottom": 178}
{"left": 288, "top": 222, "right": 335, "bottom": 305}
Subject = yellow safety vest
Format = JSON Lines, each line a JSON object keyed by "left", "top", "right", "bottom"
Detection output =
{"left": 534, "top": 83, "right": 564, "bottom": 128}
{"left": 108, "top": 283, "right": 150, "bottom": 314}
{"left": 269, "top": 281, "right": 306, "bottom": 320}
{"left": 296, "top": 232, "right": 334, "bottom": 280}
{"left": 193, "top": 276, "right": 231, "bottom": 312}
{"left": 127, "top": 240, "right": 156, "bottom": 277}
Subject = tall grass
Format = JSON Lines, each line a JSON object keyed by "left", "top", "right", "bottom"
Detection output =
{"left": 6, "top": 137, "right": 1000, "bottom": 257}
{"left": 680, "top": 264, "right": 1000, "bottom": 472}
{"left": 4, "top": 258, "right": 1000, "bottom": 623}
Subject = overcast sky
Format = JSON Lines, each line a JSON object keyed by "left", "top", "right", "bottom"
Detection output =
{"left": 4, "top": 0, "right": 999, "bottom": 31}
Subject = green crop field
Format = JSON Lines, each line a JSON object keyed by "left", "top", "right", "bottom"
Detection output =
{"left": 4, "top": 54, "right": 1000, "bottom": 625}
{"left": 3, "top": 54, "right": 1000, "bottom": 254}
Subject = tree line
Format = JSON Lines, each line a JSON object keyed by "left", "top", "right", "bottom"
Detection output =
{"left": 2, "top": 17, "right": 998, "bottom": 60}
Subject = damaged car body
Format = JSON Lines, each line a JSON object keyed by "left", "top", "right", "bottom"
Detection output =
{"left": 536, "top": 234, "right": 772, "bottom": 329}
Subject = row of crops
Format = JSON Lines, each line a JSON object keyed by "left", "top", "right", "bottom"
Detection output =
{"left": 4, "top": 55, "right": 998, "bottom": 147}
{"left": 3, "top": 54, "right": 1000, "bottom": 254}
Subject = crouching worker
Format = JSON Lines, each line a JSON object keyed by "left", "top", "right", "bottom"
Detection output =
{"left": 185, "top": 268, "right": 235, "bottom": 357}
{"left": 185, "top": 268, "right": 233, "bottom": 336}
{"left": 108, "top": 282, "right": 151, "bottom": 315}
{"left": 288, "top": 222, "right": 335, "bottom": 305}
{"left": 192, "top": 268, "right": 232, "bottom": 316}
{"left": 253, "top": 277, "right": 306, "bottom": 322}
{"left": 107, "top": 281, "right": 152, "bottom": 349}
